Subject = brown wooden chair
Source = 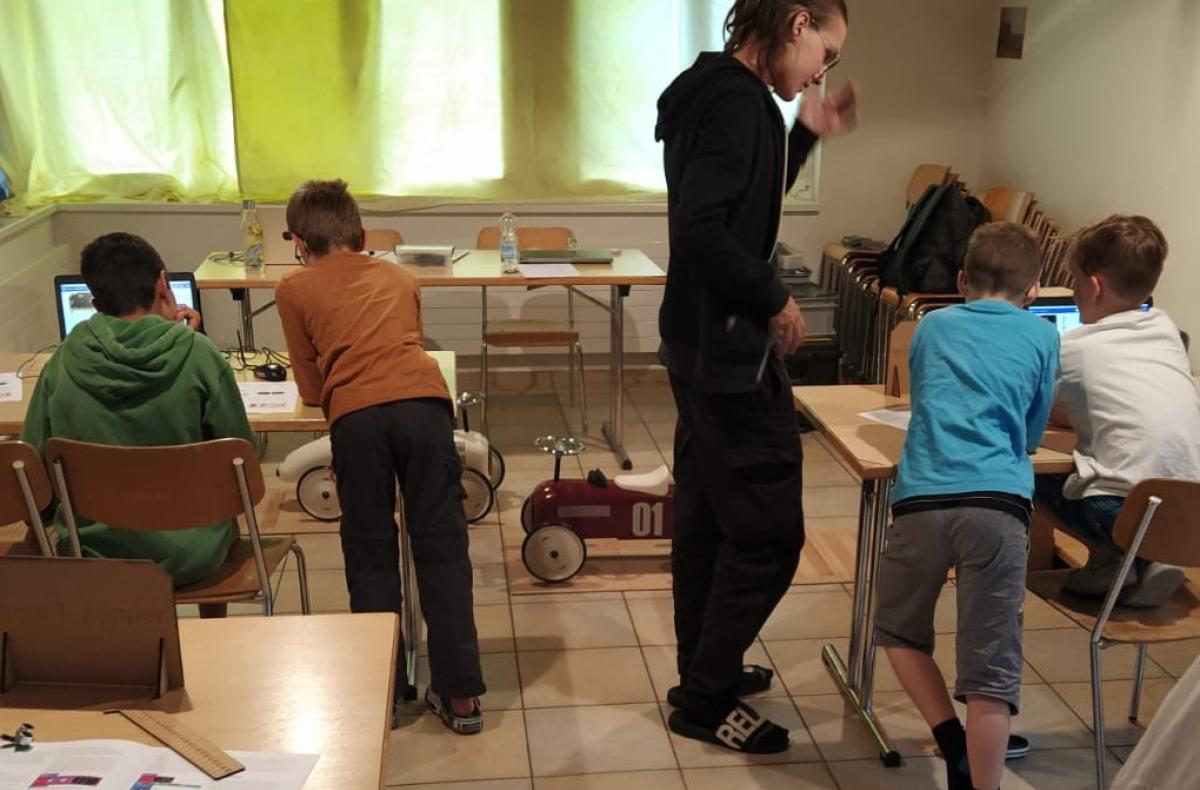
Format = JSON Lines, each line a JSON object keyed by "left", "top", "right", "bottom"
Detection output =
{"left": 363, "top": 228, "right": 403, "bottom": 252}
{"left": 43, "top": 438, "right": 310, "bottom": 616}
{"left": 883, "top": 320, "right": 917, "bottom": 398}
{"left": 906, "top": 164, "right": 955, "bottom": 208}
{"left": 981, "top": 187, "right": 1034, "bottom": 224}
{"left": 0, "top": 441, "right": 55, "bottom": 558}
{"left": 475, "top": 225, "right": 586, "bottom": 430}
{"left": 1026, "top": 479, "right": 1200, "bottom": 789}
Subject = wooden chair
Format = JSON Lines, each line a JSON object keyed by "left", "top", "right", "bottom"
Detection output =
{"left": 883, "top": 321, "right": 917, "bottom": 398}
{"left": 906, "top": 164, "right": 955, "bottom": 208}
{"left": 43, "top": 438, "right": 310, "bottom": 616}
{"left": 363, "top": 228, "right": 403, "bottom": 251}
{"left": 1026, "top": 479, "right": 1200, "bottom": 789}
{"left": 981, "top": 187, "right": 1034, "bottom": 223}
{"left": 475, "top": 225, "right": 586, "bottom": 431}
{"left": 0, "top": 441, "right": 55, "bottom": 558}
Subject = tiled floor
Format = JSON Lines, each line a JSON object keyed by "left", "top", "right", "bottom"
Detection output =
{"left": 239, "top": 369, "right": 1198, "bottom": 788}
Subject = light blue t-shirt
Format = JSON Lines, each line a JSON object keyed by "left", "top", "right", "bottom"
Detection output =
{"left": 892, "top": 300, "right": 1060, "bottom": 504}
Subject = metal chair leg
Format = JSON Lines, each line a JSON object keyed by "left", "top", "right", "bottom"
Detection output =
{"left": 479, "top": 342, "right": 490, "bottom": 434}
{"left": 1091, "top": 639, "right": 1108, "bottom": 789}
{"left": 1130, "top": 643, "right": 1148, "bottom": 722}
{"left": 575, "top": 342, "right": 588, "bottom": 433}
{"left": 568, "top": 341, "right": 577, "bottom": 407}
{"left": 289, "top": 542, "right": 311, "bottom": 615}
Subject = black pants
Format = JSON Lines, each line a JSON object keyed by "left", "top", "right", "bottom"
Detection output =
{"left": 330, "top": 398, "right": 485, "bottom": 700}
{"left": 670, "top": 360, "right": 805, "bottom": 723}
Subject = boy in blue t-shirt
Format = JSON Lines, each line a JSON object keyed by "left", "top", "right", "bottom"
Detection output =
{"left": 875, "top": 223, "right": 1059, "bottom": 790}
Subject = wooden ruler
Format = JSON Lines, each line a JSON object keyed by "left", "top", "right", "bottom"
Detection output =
{"left": 106, "top": 709, "right": 245, "bottom": 779}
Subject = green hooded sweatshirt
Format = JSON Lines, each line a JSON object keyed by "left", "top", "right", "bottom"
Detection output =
{"left": 21, "top": 313, "right": 256, "bottom": 586}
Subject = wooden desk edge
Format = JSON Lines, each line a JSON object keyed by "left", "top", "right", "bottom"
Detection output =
{"left": 793, "top": 387, "right": 1077, "bottom": 481}
{"left": 793, "top": 398, "right": 894, "bottom": 481}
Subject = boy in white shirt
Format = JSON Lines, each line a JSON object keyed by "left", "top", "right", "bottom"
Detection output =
{"left": 1036, "top": 215, "right": 1200, "bottom": 607}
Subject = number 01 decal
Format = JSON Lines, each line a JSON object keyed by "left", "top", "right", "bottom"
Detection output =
{"left": 631, "top": 502, "right": 665, "bottom": 537}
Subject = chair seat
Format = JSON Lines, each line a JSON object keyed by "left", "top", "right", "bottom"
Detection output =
{"left": 823, "top": 243, "right": 883, "bottom": 263}
{"left": 614, "top": 465, "right": 674, "bottom": 497}
{"left": 175, "top": 535, "right": 293, "bottom": 605}
{"left": 1027, "top": 569, "right": 1200, "bottom": 644}
{"left": 484, "top": 319, "right": 579, "bottom": 348}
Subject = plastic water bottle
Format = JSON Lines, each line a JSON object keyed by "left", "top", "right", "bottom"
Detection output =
{"left": 500, "top": 211, "right": 519, "bottom": 273}
{"left": 242, "top": 199, "right": 264, "bottom": 268}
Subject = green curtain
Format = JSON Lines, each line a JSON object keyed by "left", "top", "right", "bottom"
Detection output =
{"left": 0, "top": 0, "right": 814, "bottom": 208}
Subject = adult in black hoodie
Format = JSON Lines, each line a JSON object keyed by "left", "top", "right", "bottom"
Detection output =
{"left": 655, "top": 0, "right": 855, "bottom": 753}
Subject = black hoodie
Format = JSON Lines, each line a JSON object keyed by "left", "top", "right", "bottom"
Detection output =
{"left": 655, "top": 52, "right": 818, "bottom": 392}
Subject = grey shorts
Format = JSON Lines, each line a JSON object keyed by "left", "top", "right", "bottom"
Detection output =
{"left": 874, "top": 506, "right": 1028, "bottom": 714}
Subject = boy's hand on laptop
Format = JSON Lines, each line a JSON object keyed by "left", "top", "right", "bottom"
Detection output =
{"left": 769, "top": 297, "right": 806, "bottom": 357}
{"left": 176, "top": 306, "right": 203, "bottom": 331}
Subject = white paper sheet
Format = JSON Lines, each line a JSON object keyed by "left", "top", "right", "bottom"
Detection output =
{"left": 237, "top": 381, "right": 299, "bottom": 414}
{"left": 0, "top": 739, "right": 318, "bottom": 790}
{"left": 859, "top": 407, "right": 912, "bottom": 431}
{"left": 517, "top": 263, "right": 578, "bottom": 279}
{"left": 0, "top": 372, "right": 20, "bottom": 403}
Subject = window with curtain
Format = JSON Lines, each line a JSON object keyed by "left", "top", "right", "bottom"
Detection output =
{"left": 0, "top": 0, "right": 237, "bottom": 204}
{"left": 0, "top": 0, "right": 819, "bottom": 207}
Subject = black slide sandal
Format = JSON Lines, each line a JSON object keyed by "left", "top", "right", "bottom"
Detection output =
{"left": 668, "top": 703, "right": 789, "bottom": 754}
{"left": 666, "top": 664, "right": 774, "bottom": 709}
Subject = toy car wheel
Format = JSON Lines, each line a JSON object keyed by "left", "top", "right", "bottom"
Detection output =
{"left": 296, "top": 466, "right": 341, "bottom": 521}
{"left": 520, "top": 496, "right": 535, "bottom": 534}
{"left": 522, "top": 523, "right": 587, "bottom": 583}
{"left": 487, "top": 445, "right": 506, "bottom": 489}
{"left": 462, "top": 467, "right": 494, "bottom": 524}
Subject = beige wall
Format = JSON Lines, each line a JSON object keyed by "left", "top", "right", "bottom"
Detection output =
{"left": 0, "top": 0, "right": 999, "bottom": 359}
{"left": 981, "top": 0, "right": 1200, "bottom": 360}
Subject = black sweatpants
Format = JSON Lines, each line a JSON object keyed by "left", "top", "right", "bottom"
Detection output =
{"left": 330, "top": 398, "right": 485, "bottom": 700}
{"left": 670, "top": 359, "right": 805, "bottom": 724}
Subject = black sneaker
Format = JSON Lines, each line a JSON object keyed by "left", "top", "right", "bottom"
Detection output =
{"left": 1006, "top": 733, "right": 1030, "bottom": 760}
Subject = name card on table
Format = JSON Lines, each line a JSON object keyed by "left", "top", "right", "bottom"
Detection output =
{"left": 237, "top": 381, "right": 299, "bottom": 414}
{"left": 0, "top": 372, "right": 21, "bottom": 402}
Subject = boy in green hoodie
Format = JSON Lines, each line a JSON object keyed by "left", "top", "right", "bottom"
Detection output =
{"left": 21, "top": 232, "right": 256, "bottom": 587}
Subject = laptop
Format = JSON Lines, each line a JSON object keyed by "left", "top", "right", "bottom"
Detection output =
{"left": 54, "top": 273, "right": 204, "bottom": 340}
{"left": 1027, "top": 295, "right": 1151, "bottom": 337}
{"left": 518, "top": 249, "right": 614, "bottom": 265}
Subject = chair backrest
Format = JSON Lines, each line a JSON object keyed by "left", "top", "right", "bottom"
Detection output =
{"left": 43, "top": 438, "right": 264, "bottom": 532}
{"left": 981, "top": 187, "right": 1034, "bottom": 223}
{"left": 363, "top": 228, "right": 403, "bottom": 250}
{"left": 0, "top": 440, "right": 52, "bottom": 526}
{"left": 1113, "top": 479, "right": 1200, "bottom": 566}
{"left": 906, "top": 164, "right": 953, "bottom": 207}
{"left": 475, "top": 226, "right": 574, "bottom": 250}
{"left": 885, "top": 320, "right": 917, "bottom": 397}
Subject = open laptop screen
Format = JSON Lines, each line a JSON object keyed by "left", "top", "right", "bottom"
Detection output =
{"left": 54, "top": 273, "right": 203, "bottom": 339}
{"left": 1027, "top": 297, "right": 1151, "bottom": 338}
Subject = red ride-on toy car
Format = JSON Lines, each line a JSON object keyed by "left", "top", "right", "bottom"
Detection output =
{"left": 521, "top": 435, "right": 675, "bottom": 583}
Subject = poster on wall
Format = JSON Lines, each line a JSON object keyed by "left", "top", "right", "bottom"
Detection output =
{"left": 997, "top": 6, "right": 1028, "bottom": 59}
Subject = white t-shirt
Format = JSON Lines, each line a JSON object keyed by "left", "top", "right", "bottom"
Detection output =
{"left": 1055, "top": 307, "right": 1200, "bottom": 500}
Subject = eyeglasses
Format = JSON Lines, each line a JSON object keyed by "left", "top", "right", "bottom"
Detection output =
{"left": 809, "top": 22, "right": 841, "bottom": 76}
{"left": 283, "top": 230, "right": 304, "bottom": 263}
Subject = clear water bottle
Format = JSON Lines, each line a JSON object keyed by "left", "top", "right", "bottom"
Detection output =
{"left": 500, "top": 211, "right": 519, "bottom": 273}
{"left": 242, "top": 199, "right": 264, "bottom": 268}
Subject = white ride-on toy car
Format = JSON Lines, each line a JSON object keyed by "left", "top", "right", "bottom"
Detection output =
{"left": 276, "top": 392, "right": 505, "bottom": 523}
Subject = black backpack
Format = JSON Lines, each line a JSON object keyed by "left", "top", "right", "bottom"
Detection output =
{"left": 877, "top": 184, "right": 991, "bottom": 294}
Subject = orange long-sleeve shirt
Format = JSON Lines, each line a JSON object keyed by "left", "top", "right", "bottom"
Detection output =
{"left": 275, "top": 250, "right": 449, "bottom": 426}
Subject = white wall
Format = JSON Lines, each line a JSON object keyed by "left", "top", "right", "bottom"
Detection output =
{"left": 981, "top": 0, "right": 1200, "bottom": 361}
{"left": 0, "top": 0, "right": 1001, "bottom": 363}
{"left": 0, "top": 208, "right": 72, "bottom": 352}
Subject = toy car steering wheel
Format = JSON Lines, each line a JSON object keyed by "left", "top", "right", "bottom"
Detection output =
{"left": 534, "top": 435, "right": 585, "bottom": 457}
